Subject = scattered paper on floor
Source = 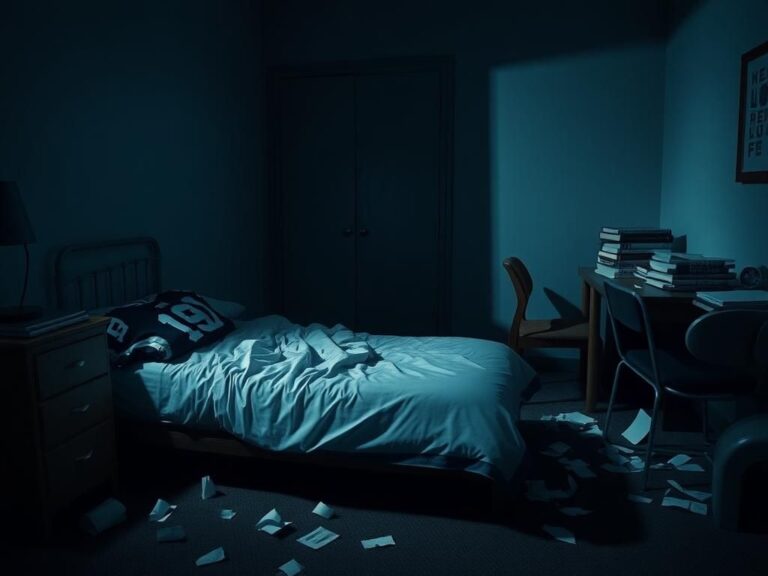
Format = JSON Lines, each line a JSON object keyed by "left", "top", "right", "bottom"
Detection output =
{"left": 201, "top": 475, "right": 217, "bottom": 500}
{"left": 661, "top": 495, "right": 708, "bottom": 515}
{"left": 257, "top": 508, "right": 292, "bottom": 536}
{"left": 621, "top": 409, "right": 651, "bottom": 445}
{"left": 542, "top": 524, "right": 576, "bottom": 544}
{"left": 157, "top": 525, "right": 186, "bottom": 543}
{"left": 220, "top": 509, "right": 236, "bottom": 520}
{"left": 195, "top": 546, "right": 226, "bottom": 567}
{"left": 361, "top": 535, "right": 396, "bottom": 549}
{"left": 297, "top": 526, "right": 340, "bottom": 550}
{"left": 312, "top": 501, "right": 335, "bottom": 519}
{"left": 541, "top": 442, "right": 571, "bottom": 458}
{"left": 667, "top": 454, "right": 691, "bottom": 468}
{"left": 278, "top": 559, "right": 305, "bottom": 576}
{"left": 600, "top": 446, "right": 630, "bottom": 466}
{"left": 628, "top": 456, "right": 645, "bottom": 471}
{"left": 677, "top": 463, "right": 705, "bottom": 472}
{"left": 627, "top": 494, "right": 653, "bottom": 504}
{"left": 667, "top": 479, "right": 711, "bottom": 502}
{"left": 558, "top": 457, "right": 596, "bottom": 479}
{"left": 149, "top": 499, "right": 177, "bottom": 522}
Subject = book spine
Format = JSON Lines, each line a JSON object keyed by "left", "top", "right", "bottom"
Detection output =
{"left": 599, "top": 232, "right": 674, "bottom": 243}
{"left": 667, "top": 263, "right": 735, "bottom": 274}
{"left": 601, "top": 242, "right": 673, "bottom": 251}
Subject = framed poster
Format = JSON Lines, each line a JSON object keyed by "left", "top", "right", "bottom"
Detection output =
{"left": 737, "top": 40, "right": 768, "bottom": 183}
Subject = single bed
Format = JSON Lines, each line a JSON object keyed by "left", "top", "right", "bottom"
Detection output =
{"left": 55, "top": 238, "right": 538, "bottom": 497}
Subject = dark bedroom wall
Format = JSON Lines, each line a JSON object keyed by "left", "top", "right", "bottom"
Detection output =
{"left": 661, "top": 0, "right": 768, "bottom": 269}
{"left": 264, "top": 0, "right": 667, "bottom": 340}
{"left": 0, "top": 0, "right": 264, "bottom": 312}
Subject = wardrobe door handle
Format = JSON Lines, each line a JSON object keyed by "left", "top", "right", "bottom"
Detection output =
{"left": 358, "top": 228, "right": 369, "bottom": 237}
{"left": 342, "top": 228, "right": 353, "bottom": 237}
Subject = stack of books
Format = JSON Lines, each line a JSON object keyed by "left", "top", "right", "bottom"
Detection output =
{"left": 635, "top": 253, "right": 737, "bottom": 291}
{"left": 0, "top": 309, "right": 89, "bottom": 338}
{"left": 694, "top": 290, "right": 768, "bottom": 310}
{"left": 595, "top": 227, "right": 673, "bottom": 279}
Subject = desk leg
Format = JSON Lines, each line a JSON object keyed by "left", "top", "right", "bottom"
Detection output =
{"left": 585, "top": 286, "right": 602, "bottom": 413}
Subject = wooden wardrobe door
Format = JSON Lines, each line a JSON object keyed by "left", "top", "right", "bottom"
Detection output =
{"left": 355, "top": 69, "right": 446, "bottom": 335}
{"left": 276, "top": 75, "right": 356, "bottom": 328}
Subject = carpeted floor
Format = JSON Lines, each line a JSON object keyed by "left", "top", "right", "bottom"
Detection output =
{"left": 4, "top": 370, "right": 766, "bottom": 575}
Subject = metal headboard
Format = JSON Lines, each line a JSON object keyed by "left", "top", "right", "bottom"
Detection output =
{"left": 55, "top": 237, "right": 161, "bottom": 311}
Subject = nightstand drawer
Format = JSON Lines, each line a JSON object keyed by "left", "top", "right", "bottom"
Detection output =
{"left": 45, "top": 419, "right": 115, "bottom": 510}
{"left": 39, "top": 375, "right": 113, "bottom": 450}
{"left": 36, "top": 336, "right": 109, "bottom": 400}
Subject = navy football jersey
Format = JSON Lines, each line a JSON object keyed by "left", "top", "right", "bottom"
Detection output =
{"left": 105, "top": 290, "right": 234, "bottom": 365}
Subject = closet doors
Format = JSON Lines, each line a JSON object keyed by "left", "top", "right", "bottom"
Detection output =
{"left": 269, "top": 58, "right": 453, "bottom": 335}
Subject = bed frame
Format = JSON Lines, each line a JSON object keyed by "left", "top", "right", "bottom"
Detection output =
{"left": 54, "top": 238, "right": 513, "bottom": 509}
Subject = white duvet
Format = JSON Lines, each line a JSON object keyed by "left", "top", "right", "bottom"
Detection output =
{"left": 112, "top": 315, "right": 538, "bottom": 482}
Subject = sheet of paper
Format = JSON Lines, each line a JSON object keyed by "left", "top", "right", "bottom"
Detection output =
{"left": 610, "top": 444, "right": 635, "bottom": 454}
{"left": 627, "top": 494, "right": 653, "bottom": 504}
{"left": 557, "top": 412, "right": 597, "bottom": 426}
{"left": 195, "top": 547, "right": 226, "bottom": 567}
{"left": 541, "top": 441, "right": 571, "bottom": 458}
{"left": 600, "top": 447, "right": 630, "bottom": 466}
{"left": 558, "top": 458, "right": 596, "bottom": 479}
{"left": 667, "top": 454, "right": 692, "bottom": 468}
{"left": 297, "top": 526, "right": 339, "bottom": 550}
{"left": 361, "top": 535, "right": 396, "bottom": 549}
{"left": 220, "top": 509, "right": 236, "bottom": 520}
{"left": 149, "top": 499, "right": 177, "bottom": 522}
{"left": 201, "top": 475, "right": 217, "bottom": 500}
{"left": 667, "top": 480, "right": 711, "bottom": 502}
{"left": 677, "top": 463, "right": 705, "bottom": 472}
{"left": 157, "top": 525, "right": 186, "bottom": 542}
{"left": 256, "top": 508, "right": 292, "bottom": 535}
{"left": 559, "top": 507, "right": 592, "bottom": 516}
{"left": 661, "top": 496, "right": 708, "bottom": 515}
{"left": 580, "top": 425, "right": 603, "bottom": 437}
{"left": 312, "top": 501, "right": 335, "bottom": 519}
{"left": 628, "top": 456, "right": 645, "bottom": 471}
{"left": 621, "top": 409, "right": 651, "bottom": 445}
{"left": 542, "top": 525, "right": 576, "bottom": 544}
{"left": 278, "top": 559, "right": 305, "bottom": 576}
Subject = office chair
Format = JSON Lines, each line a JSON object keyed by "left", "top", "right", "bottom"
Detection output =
{"left": 503, "top": 257, "right": 588, "bottom": 378}
{"left": 602, "top": 283, "right": 759, "bottom": 489}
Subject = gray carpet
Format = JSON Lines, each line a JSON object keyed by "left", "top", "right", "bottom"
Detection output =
{"left": 4, "top": 371, "right": 766, "bottom": 575}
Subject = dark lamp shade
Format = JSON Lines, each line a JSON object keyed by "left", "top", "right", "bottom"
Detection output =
{"left": 0, "top": 181, "right": 36, "bottom": 245}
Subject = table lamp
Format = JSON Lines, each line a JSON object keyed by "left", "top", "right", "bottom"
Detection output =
{"left": 0, "top": 181, "right": 42, "bottom": 321}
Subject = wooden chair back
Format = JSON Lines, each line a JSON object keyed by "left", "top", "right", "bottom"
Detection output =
{"left": 686, "top": 309, "right": 768, "bottom": 370}
{"left": 503, "top": 257, "right": 533, "bottom": 348}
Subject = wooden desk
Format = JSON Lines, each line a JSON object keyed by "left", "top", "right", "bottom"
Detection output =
{"left": 578, "top": 267, "right": 700, "bottom": 412}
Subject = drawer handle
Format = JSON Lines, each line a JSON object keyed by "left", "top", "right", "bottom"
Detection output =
{"left": 71, "top": 403, "right": 91, "bottom": 414}
{"left": 67, "top": 359, "right": 87, "bottom": 370}
{"left": 74, "top": 449, "right": 94, "bottom": 463}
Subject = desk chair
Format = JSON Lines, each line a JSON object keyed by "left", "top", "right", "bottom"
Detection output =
{"left": 602, "top": 283, "right": 758, "bottom": 489}
{"left": 503, "top": 257, "right": 588, "bottom": 377}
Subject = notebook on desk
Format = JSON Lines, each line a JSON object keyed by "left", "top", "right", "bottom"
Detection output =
{"left": 695, "top": 290, "right": 768, "bottom": 310}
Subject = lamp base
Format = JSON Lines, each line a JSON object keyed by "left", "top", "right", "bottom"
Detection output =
{"left": 0, "top": 305, "right": 44, "bottom": 323}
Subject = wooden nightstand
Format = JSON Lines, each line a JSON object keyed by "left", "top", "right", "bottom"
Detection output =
{"left": 0, "top": 317, "right": 116, "bottom": 536}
